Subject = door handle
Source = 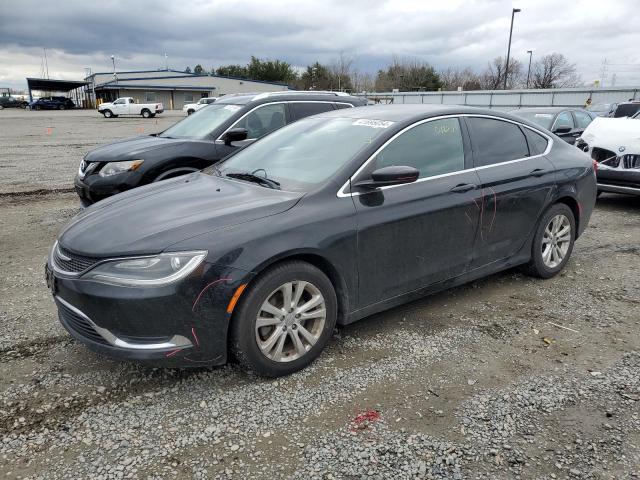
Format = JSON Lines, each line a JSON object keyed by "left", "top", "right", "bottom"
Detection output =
{"left": 450, "top": 183, "right": 477, "bottom": 193}
{"left": 529, "top": 168, "right": 549, "bottom": 177}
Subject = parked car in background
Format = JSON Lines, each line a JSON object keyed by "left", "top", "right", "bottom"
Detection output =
{"left": 75, "top": 91, "right": 367, "bottom": 206}
{"left": 29, "top": 97, "right": 67, "bottom": 110}
{"left": 610, "top": 101, "right": 640, "bottom": 118}
{"left": 50, "top": 105, "right": 596, "bottom": 376}
{"left": 511, "top": 107, "right": 595, "bottom": 145}
{"left": 40, "top": 96, "right": 75, "bottom": 109}
{"left": 577, "top": 115, "right": 640, "bottom": 196}
{"left": 587, "top": 102, "right": 617, "bottom": 117}
{"left": 98, "top": 97, "right": 164, "bottom": 118}
{"left": 183, "top": 97, "right": 216, "bottom": 115}
{"left": 0, "top": 95, "right": 29, "bottom": 109}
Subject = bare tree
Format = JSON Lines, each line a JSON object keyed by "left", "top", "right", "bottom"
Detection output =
{"left": 531, "top": 53, "right": 581, "bottom": 88}
{"left": 329, "top": 51, "right": 354, "bottom": 91}
{"left": 481, "top": 56, "right": 523, "bottom": 90}
{"left": 350, "top": 69, "right": 375, "bottom": 93}
{"left": 439, "top": 67, "right": 482, "bottom": 91}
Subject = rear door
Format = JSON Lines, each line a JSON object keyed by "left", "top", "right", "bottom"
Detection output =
{"left": 351, "top": 116, "right": 482, "bottom": 308}
{"left": 465, "top": 116, "right": 555, "bottom": 270}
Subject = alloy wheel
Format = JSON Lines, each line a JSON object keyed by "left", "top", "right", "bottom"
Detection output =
{"left": 255, "top": 280, "right": 326, "bottom": 362}
{"left": 541, "top": 214, "right": 571, "bottom": 268}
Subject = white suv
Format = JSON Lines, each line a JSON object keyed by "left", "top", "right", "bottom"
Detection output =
{"left": 183, "top": 97, "right": 217, "bottom": 115}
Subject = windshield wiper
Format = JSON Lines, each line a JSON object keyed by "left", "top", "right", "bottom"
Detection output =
{"left": 225, "top": 172, "right": 281, "bottom": 190}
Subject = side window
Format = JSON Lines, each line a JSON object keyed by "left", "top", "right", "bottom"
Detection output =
{"left": 233, "top": 103, "right": 287, "bottom": 139}
{"left": 334, "top": 103, "right": 353, "bottom": 110}
{"left": 523, "top": 128, "right": 549, "bottom": 156}
{"left": 574, "top": 111, "right": 592, "bottom": 129}
{"left": 289, "top": 102, "right": 335, "bottom": 121}
{"left": 371, "top": 118, "right": 465, "bottom": 179}
{"left": 554, "top": 111, "right": 574, "bottom": 129}
{"left": 113, "top": 99, "right": 124, "bottom": 105}
{"left": 467, "top": 117, "right": 529, "bottom": 166}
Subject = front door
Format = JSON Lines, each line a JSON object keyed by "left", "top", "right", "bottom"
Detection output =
{"left": 552, "top": 110, "right": 579, "bottom": 144}
{"left": 465, "top": 116, "right": 556, "bottom": 269}
{"left": 216, "top": 103, "right": 288, "bottom": 159}
{"left": 351, "top": 117, "right": 482, "bottom": 308}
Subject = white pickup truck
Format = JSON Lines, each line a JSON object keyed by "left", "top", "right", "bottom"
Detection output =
{"left": 98, "top": 97, "right": 164, "bottom": 118}
{"left": 183, "top": 97, "right": 217, "bottom": 115}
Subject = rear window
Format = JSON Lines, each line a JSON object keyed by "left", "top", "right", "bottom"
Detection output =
{"left": 467, "top": 117, "right": 529, "bottom": 167}
{"left": 289, "top": 102, "right": 335, "bottom": 121}
{"left": 614, "top": 103, "right": 640, "bottom": 118}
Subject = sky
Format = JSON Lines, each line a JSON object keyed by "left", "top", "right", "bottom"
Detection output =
{"left": 1, "top": 0, "right": 639, "bottom": 91}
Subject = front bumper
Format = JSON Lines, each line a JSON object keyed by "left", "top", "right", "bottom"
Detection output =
{"left": 74, "top": 171, "right": 143, "bottom": 206}
{"left": 46, "top": 259, "right": 251, "bottom": 367}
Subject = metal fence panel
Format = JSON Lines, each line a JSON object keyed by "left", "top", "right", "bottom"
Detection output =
{"left": 358, "top": 87, "right": 640, "bottom": 110}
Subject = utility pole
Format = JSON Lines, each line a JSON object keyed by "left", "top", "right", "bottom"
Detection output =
{"left": 503, "top": 8, "right": 521, "bottom": 90}
{"left": 43, "top": 48, "right": 49, "bottom": 79}
{"left": 164, "top": 52, "right": 168, "bottom": 70}
{"left": 599, "top": 58, "right": 608, "bottom": 87}
{"left": 526, "top": 50, "right": 533, "bottom": 88}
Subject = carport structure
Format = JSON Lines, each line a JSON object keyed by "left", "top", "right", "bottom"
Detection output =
{"left": 26, "top": 78, "right": 91, "bottom": 107}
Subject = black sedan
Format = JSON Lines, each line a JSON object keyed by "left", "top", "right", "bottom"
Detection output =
{"left": 511, "top": 107, "right": 595, "bottom": 145}
{"left": 74, "top": 92, "right": 366, "bottom": 206}
{"left": 29, "top": 97, "right": 67, "bottom": 110}
{"left": 47, "top": 105, "right": 597, "bottom": 376}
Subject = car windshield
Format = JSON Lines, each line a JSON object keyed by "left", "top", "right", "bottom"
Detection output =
{"left": 207, "top": 117, "right": 391, "bottom": 192}
{"left": 514, "top": 111, "right": 554, "bottom": 129}
{"left": 160, "top": 104, "right": 243, "bottom": 139}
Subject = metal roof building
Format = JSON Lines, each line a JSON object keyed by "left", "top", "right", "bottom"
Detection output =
{"left": 87, "top": 69, "right": 289, "bottom": 109}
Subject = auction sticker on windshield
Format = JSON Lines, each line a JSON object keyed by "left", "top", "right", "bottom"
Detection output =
{"left": 223, "top": 105, "right": 242, "bottom": 111}
{"left": 352, "top": 119, "right": 394, "bottom": 128}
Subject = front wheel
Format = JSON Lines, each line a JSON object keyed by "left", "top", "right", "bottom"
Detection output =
{"left": 187, "top": 109, "right": 194, "bottom": 115}
{"left": 141, "top": 109, "right": 151, "bottom": 118}
{"left": 229, "top": 261, "right": 337, "bottom": 377}
{"left": 523, "top": 203, "right": 576, "bottom": 279}
{"left": 102, "top": 109, "right": 113, "bottom": 118}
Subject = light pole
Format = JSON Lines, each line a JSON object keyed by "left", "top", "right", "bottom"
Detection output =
{"left": 503, "top": 8, "right": 521, "bottom": 90}
{"left": 164, "top": 52, "right": 168, "bottom": 70}
{"left": 110, "top": 55, "right": 117, "bottom": 84}
{"left": 526, "top": 50, "right": 533, "bottom": 88}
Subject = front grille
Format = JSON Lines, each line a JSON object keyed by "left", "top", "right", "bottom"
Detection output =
{"left": 592, "top": 147, "right": 619, "bottom": 167}
{"left": 53, "top": 244, "right": 100, "bottom": 274}
{"left": 623, "top": 154, "right": 640, "bottom": 169}
{"left": 57, "top": 300, "right": 108, "bottom": 345}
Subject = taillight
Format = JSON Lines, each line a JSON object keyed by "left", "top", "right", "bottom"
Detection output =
{"left": 592, "top": 158, "right": 598, "bottom": 172}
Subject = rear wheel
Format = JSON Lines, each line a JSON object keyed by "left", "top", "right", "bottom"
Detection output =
{"left": 141, "top": 109, "right": 151, "bottom": 118}
{"left": 523, "top": 203, "right": 575, "bottom": 279}
{"left": 230, "top": 261, "right": 337, "bottom": 377}
{"left": 58, "top": 105, "right": 65, "bottom": 110}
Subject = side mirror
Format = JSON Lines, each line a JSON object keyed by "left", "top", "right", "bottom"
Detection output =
{"left": 353, "top": 165, "right": 419, "bottom": 189}
{"left": 223, "top": 128, "right": 248, "bottom": 146}
{"left": 553, "top": 125, "right": 572, "bottom": 134}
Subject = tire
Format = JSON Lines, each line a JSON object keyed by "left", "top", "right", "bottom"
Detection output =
{"left": 59, "top": 105, "right": 65, "bottom": 110}
{"left": 102, "top": 110, "right": 113, "bottom": 118}
{"left": 35, "top": 105, "right": 41, "bottom": 111}
{"left": 596, "top": 190, "right": 602, "bottom": 198}
{"left": 229, "top": 261, "right": 337, "bottom": 377}
{"left": 522, "top": 203, "right": 576, "bottom": 279}
{"left": 187, "top": 109, "right": 195, "bottom": 115}
{"left": 141, "top": 109, "right": 151, "bottom": 118}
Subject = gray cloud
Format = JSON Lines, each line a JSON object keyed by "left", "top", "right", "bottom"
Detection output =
{"left": 1, "top": 0, "right": 639, "bottom": 89}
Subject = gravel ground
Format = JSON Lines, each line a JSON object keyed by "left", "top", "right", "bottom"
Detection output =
{"left": 1, "top": 112, "right": 639, "bottom": 479}
{"left": 0, "top": 109, "right": 182, "bottom": 194}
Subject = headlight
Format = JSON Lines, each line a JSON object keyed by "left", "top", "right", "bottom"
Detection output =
{"left": 99, "top": 160, "right": 144, "bottom": 177}
{"left": 83, "top": 251, "right": 207, "bottom": 286}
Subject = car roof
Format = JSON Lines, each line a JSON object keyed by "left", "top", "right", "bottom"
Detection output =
{"left": 514, "top": 107, "right": 569, "bottom": 114}
{"left": 315, "top": 104, "right": 516, "bottom": 122}
{"left": 215, "top": 91, "right": 365, "bottom": 106}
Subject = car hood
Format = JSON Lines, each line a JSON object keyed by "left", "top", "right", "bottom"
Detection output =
{"left": 582, "top": 117, "right": 640, "bottom": 154}
{"left": 84, "top": 135, "right": 187, "bottom": 163}
{"left": 58, "top": 173, "right": 303, "bottom": 257}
